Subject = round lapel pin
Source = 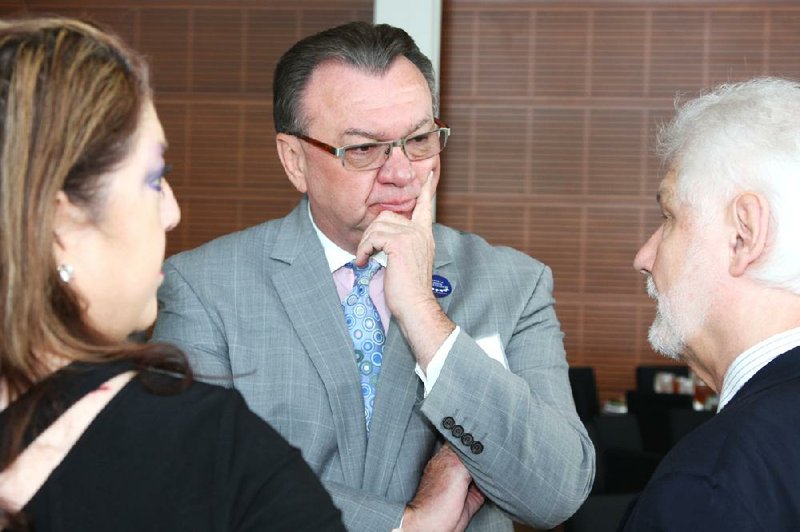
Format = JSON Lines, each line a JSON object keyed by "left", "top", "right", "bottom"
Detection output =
{"left": 431, "top": 274, "right": 452, "bottom": 298}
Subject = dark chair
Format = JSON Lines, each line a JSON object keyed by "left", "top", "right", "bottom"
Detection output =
{"left": 590, "top": 414, "right": 662, "bottom": 493}
{"left": 568, "top": 366, "right": 662, "bottom": 494}
{"left": 635, "top": 365, "right": 689, "bottom": 394}
{"left": 626, "top": 390, "right": 693, "bottom": 454}
{"left": 564, "top": 493, "right": 638, "bottom": 532}
{"left": 593, "top": 414, "right": 643, "bottom": 452}
{"left": 568, "top": 367, "right": 600, "bottom": 424}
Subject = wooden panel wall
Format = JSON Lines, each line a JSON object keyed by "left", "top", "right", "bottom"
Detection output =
{"left": 0, "top": 0, "right": 373, "bottom": 253}
{"left": 3, "top": 0, "right": 799, "bottom": 401}
{"left": 439, "top": 1, "right": 800, "bottom": 401}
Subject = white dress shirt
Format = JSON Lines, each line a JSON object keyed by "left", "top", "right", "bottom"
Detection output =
{"left": 718, "top": 327, "right": 800, "bottom": 411}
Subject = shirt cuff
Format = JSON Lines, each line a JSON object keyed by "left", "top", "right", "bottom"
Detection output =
{"left": 414, "top": 326, "right": 460, "bottom": 397}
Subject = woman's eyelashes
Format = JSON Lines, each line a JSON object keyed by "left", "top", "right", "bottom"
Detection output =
{"left": 146, "top": 163, "right": 173, "bottom": 192}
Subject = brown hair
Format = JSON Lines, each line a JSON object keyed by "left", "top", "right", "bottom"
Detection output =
{"left": 0, "top": 17, "right": 188, "bottom": 470}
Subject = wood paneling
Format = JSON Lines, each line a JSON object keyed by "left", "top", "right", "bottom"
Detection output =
{"left": 439, "top": 1, "right": 800, "bottom": 401}
{"left": 0, "top": 0, "right": 372, "bottom": 256}
{"left": 534, "top": 12, "right": 589, "bottom": 96}
{"left": 3, "top": 0, "right": 799, "bottom": 402}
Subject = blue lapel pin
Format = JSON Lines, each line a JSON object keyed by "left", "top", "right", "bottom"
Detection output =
{"left": 431, "top": 274, "right": 452, "bottom": 298}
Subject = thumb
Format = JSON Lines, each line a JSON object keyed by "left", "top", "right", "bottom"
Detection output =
{"left": 411, "top": 170, "right": 434, "bottom": 226}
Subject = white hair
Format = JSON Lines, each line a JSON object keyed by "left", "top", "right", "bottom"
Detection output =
{"left": 658, "top": 77, "right": 800, "bottom": 294}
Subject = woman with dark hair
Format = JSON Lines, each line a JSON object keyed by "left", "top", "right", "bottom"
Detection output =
{"left": 0, "top": 17, "right": 344, "bottom": 531}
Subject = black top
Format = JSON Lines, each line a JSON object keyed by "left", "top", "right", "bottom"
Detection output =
{"left": 4, "top": 361, "right": 344, "bottom": 531}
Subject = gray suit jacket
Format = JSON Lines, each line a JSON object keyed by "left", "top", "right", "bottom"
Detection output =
{"left": 153, "top": 198, "right": 594, "bottom": 531}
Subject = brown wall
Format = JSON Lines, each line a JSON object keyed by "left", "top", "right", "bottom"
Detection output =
{"left": 438, "top": 1, "right": 800, "bottom": 401}
{"left": 4, "top": 0, "right": 800, "bottom": 402}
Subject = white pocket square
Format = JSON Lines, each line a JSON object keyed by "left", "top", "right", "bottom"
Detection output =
{"left": 476, "top": 334, "right": 509, "bottom": 370}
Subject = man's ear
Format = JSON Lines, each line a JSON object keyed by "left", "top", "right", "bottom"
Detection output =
{"left": 729, "top": 192, "right": 770, "bottom": 277}
{"left": 276, "top": 133, "right": 308, "bottom": 194}
{"left": 53, "top": 190, "right": 90, "bottom": 264}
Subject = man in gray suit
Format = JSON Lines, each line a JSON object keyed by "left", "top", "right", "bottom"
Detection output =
{"left": 153, "top": 22, "right": 594, "bottom": 532}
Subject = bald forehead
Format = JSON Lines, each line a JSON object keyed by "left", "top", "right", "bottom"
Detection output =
{"left": 304, "top": 57, "right": 431, "bottom": 100}
{"left": 301, "top": 57, "right": 433, "bottom": 138}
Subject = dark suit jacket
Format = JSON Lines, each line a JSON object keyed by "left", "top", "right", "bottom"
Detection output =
{"left": 621, "top": 346, "right": 800, "bottom": 531}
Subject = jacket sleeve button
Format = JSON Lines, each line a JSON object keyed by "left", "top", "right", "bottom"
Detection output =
{"left": 470, "top": 441, "right": 484, "bottom": 455}
{"left": 452, "top": 425, "right": 464, "bottom": 438}
{"left": 442, "top": 416, "right": 456, "bottom": 430}
{"left": 461, "top": 433, "right": 474, "bottom": 446}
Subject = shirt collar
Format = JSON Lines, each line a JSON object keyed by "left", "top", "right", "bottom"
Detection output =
{"left": 307, "top": 202, "right": 387, "bottom": 273}
{"left": 718, "top": 326, "right": 800, "bottom": 411}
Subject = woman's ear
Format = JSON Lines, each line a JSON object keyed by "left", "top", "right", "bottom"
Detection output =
{"left": 52, "top": 190, "right": 90, "bottom": 264}
{"left": 276, "top": 133, "right": 308, "bottom": 194}
{"left": 729, "top": 192, "right": 770, "bottom": 277}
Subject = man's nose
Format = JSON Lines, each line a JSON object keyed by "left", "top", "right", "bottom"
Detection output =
{"left": 375, "top": 145, "right": 414, "bottom": 185}
{"left": 633, "top": 227, "right": 661, "bottom": 274}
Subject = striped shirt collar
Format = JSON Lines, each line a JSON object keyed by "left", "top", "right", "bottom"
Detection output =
{"left": 718, "top": 327, "right": 800, "bottom": 411}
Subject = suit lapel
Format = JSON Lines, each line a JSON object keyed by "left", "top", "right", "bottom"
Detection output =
{"left": 362, "top": 320, "right": 418, "bottom": 492}
{"left": 728, "top": 345, "right": 800, "bottom": 408}
{"left": 431, "top": 226, "right": 457, "bottom": 318}
{"left": 270, "top": 200, "right": 368, "bottom": 487}
{"left": 363, "top": 227, "right": 458, "bottom": 492}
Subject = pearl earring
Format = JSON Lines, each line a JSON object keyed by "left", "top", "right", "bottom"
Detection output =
{"left": 57, "top": 264, "right": 74, "bottom": 283}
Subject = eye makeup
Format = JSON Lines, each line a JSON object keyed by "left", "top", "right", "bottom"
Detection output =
{"left": 146, "top": 163, "right": 172, "bottom": 192}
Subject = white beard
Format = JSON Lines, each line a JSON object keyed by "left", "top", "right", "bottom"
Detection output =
{"left": 646, "top": 242, "right": 713, "bottom": 360}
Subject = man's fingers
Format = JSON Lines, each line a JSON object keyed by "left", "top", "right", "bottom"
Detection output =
{"left": 356, "top": 171, "right": 433, "bottom": 265}
{"left": 411, "top": 170, "right": 434, "bottom": 226}
{"left": 467, "top": 482, "right": 485, "bottom": 503}
{"left": 355, "top": 229, "right": 394, "bottom": 266}
{"left": 354, "top": 241, "right": 376, "bottom": 267}
{"left": 355, "top": 211, "right": 423, "bottom": 265}
{"left": 464, "top": 483, "right": 486, "bottom": 522}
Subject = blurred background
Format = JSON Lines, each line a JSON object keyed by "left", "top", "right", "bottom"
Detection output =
{"left": 3, "top": 0, "right": 799, "bottom": 405}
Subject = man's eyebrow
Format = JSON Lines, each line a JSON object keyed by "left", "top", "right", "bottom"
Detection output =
{"left": 342, "top": 128, "right": 382, "bottom": 140}
{"left": 342, "top": 118, "right": 432, "bottom": 141}
{"left": 407, "top": 117, "right": 433, "bottom": 134}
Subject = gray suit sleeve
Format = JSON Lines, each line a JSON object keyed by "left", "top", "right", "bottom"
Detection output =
{"left": 322, "top": 479, "right": 405, "bottom": 531}
{"left": 152, "top": 260, "right": 233, "bottom": 384}
{"left": 420, "top": 265, "right": 595, "bottom": 529}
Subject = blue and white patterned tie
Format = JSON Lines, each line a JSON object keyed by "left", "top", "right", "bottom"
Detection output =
{"left": 342, "top": 259, "right": 385, "bottom": 432}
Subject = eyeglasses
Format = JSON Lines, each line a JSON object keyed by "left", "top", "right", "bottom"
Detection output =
{"left": 296, "top": 118, "right": 450, "bottom": 171}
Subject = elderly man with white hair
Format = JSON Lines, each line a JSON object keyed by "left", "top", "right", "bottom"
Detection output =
{"left": 622, "top": 77, "right": 800, "bottom": 531}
